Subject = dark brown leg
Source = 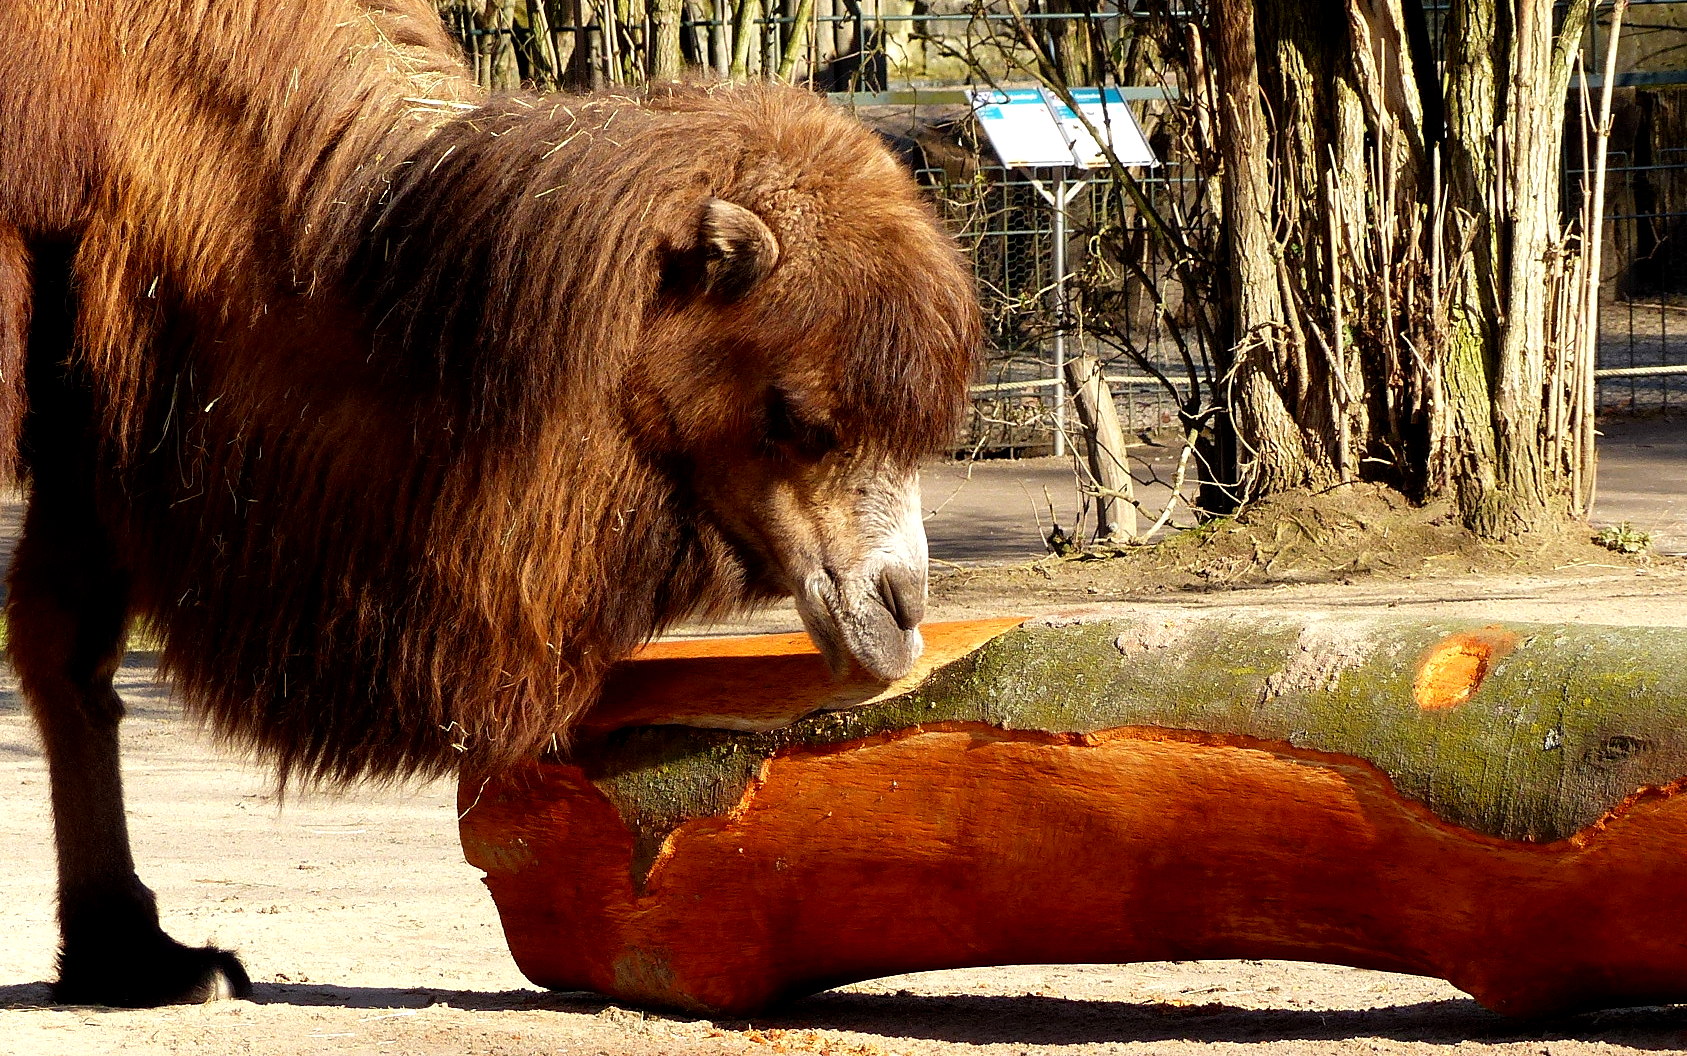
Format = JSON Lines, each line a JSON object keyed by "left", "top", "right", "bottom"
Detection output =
{"left": 6, "top": 239, "right": 249, "bottom": 1006}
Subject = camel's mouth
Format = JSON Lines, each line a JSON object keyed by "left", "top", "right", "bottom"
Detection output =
{"left": 789, "top": 469, "right": 929, "bottom": 682}
{"left": 708, "top": 461, "right": 930, "bottom": 682}
{"left": 794, "top": 567, "right": 926, "bottom": 682}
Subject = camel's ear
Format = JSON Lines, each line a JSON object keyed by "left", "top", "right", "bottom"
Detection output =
{"left": 699, "top": 198, "right": 779, "bottom": 301}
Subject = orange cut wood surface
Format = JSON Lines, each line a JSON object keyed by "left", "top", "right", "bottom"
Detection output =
{"left": 460, "top": 723, "right": 1687, "bottom": 1018}
{"left": 580, "top": 617, "right": 1027, "bottom": 734}
{"left": 1412, "top": 626, "right": 1520, "bottom": 712}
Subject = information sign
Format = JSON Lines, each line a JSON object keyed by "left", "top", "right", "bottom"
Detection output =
{"left": 969, "top": 88, "right": 1079, "bottom": 169}
{"left": 965, "top": 86, "right": 1158, "bottom": 459}
{"left": 1048, "top": 87, "right": 1157, "bottom": 168}
{"left": 969, "top": 87, "right": 1157, "bottom": 170}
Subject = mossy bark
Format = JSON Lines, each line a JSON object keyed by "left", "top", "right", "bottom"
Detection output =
{"left": 565, "top": 614, "right": 1687, "bottom": 877}
{"left": 1438, "top": 0, "right": 1594, "bottom": 538}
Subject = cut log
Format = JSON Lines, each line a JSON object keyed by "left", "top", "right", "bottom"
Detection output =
{"left": 459, "top": 613, "right": 1687, "bottom": 1018}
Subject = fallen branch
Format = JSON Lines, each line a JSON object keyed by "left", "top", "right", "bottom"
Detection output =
{"left": 461, "top": 613, "right": 1687, "bottom": 1017}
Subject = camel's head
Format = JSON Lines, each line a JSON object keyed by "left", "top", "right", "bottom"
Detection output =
{"left": 680, "top": 386, "right": 933, "bottom": 682}
{"left": 637, "top": 185, "right": 979, "bottom": 682}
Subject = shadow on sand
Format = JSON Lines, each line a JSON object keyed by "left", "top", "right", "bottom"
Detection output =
{"left": 5, "top": 980, "right": 1687, "bottom": 1049}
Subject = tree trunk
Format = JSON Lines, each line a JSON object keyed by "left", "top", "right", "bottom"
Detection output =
{"left": 1189, "top": 0, "right": 1598, "bottom": 537}
{"left": 1437, "top": 0, "right": 1593, "bottom": 537}
{"left": 462, "top": 615, "right": 1687, "bottom": 1018}
{"left": 729, "top": 0, "right": 759, "bottom": 77}
{"left": 1210, "top": 0, "right": 1319, "bottom": 499}
{"left": 486, "top": 0, "right": 523, "bottom": 88}
{"left": 1041, "top": 0, "right": 1103, "bottom": 85}
{"left": 1207, "top": 0, "right": 1441, "bottom": 506}
{"left": 556, "top": 0, "right": 603, "bottom": 87}
{"left": 775, "top": 0, "right": 815, "bottom": 79}
{"left": 648, "top": 0, "right": 686, "bottom": 78}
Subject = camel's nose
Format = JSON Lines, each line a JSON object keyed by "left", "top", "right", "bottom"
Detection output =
{"left": 877, "top": 564, "right": 925, "bottom": 631}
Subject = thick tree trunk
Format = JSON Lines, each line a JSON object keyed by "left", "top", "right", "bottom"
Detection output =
{"left": 463, "top": 615, "right": 1687, "bottom": 1018}
{"left": 1439, "top": 0, "right": 1594, "bottom": 537}
{"left": 1439, "top": 0, "right": 1522, "bottom": 534}
{"left": 1207, "top": 0, "right": 1437, "bottom": 504}
{"left": 1487, "top": 1, "right": 1558, "bottom": 533}
{"left": 1210, "top": 0, "right": 1318, "bottom": 498}
{"left": 1192, "top": 0, "right": 1598, "bottom": 537}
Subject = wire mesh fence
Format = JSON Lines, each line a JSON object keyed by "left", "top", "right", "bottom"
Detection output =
{"left": 1589, "top": 150, "right": 1687, "bottom": 412}
{"left": 944, "top": 149, "right": 1687, "bottom": 450}
{"left": 921, "top": 162, "right": 1208, "bottom": 450}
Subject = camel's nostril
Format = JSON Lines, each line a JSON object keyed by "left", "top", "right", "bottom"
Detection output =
{"left": 877, "top": 567, "right": 925, "bottom": 631}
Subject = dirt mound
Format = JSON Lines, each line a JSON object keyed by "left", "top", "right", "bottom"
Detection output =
{"left": 933, "top": 482, "right": 1671, "bottom": 607}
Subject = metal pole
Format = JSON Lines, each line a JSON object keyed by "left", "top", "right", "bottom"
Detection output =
{"left": 1025, "top": 169, "right": 1088, "bottom": 461}
{"left": 1051, "top": 166, "right": 1068, "bottom": 458}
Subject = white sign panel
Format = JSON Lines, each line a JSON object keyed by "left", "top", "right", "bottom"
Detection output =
{"left": 968, "top": 88, "right": 1076, "bottom": 169}
{"left": 970, "top": 87, "right": 1158, "bottom": 171}
{"left": 1047, "top": 87, "right": 1158, "bottom": 168}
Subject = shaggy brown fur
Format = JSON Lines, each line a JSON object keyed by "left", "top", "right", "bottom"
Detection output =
{"left": 0, "top": 0, "right": 979, "bottom": 1004}
{"left": 2, "top": 2, "right": 976, "bottom": 778}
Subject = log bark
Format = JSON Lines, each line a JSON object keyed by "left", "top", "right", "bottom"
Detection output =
{"left": 460, "top": 614, "right": 1687, "bottom": 1017}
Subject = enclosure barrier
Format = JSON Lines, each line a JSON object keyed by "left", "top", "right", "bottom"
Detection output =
{"left": 460, "top": 613, "right": 1687, "bottom": 1017}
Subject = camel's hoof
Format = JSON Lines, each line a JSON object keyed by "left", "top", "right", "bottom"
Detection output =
{"left": 55, "top": 933, "right": 251, "bottom": 1007}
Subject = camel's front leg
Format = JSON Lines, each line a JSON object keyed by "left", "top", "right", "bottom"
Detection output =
{"left": 8, "top": 482, "right": 251, "bottom": 1006}
{"left": 6, "top": 235, "right": 250, "bottom": 1006}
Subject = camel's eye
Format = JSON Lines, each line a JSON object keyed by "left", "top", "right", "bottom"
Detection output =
{"left": 764, "top": 388, "right": 837, "bottom": 459}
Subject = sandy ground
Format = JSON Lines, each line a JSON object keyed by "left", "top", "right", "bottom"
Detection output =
{"left": 2, "top": 423, "right": 1686, "bottom": 1055}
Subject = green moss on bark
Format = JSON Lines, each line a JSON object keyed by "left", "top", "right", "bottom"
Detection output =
{"left": 576, "top": 615, "right": 1687, "bottom": 883}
